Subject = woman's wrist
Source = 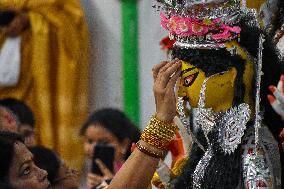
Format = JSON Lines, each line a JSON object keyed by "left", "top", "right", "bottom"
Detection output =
{"left": 156, "top": 112, "right": 174, "bottom": 123}
{"left": 136, "top": 140, "right": 167, "bottom": 159}
{"left": 140, "top": 114, "right": 177, "bottom": 151}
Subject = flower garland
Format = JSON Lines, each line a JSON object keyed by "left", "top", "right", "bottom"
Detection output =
{"left": 160, "top": 12, "right": 241, "bottom": 42}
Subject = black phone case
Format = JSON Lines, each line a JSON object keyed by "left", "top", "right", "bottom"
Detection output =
{"left": 92, "top": 144, "right": 115, "bottom": 176}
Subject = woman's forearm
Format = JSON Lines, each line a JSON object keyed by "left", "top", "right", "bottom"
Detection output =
{"left": 108, "top": 60, "right": 181, "bottom": 189}
{"left": 108, "top": 149, "right": 159, "bottom": 189}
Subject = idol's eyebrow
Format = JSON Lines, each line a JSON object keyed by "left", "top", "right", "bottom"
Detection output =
{"left": 181, "top": 67, "right": 196, "bottom": 75}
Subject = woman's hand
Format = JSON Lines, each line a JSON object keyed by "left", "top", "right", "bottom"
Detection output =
{"left": 268, "top": 74, "right": 284, "bottom": 122}
{"left": 152, "top": 59, "right": 182, "bottom": 123}
{"left": 87, "top": 159, "right": 114, "bottom": 188}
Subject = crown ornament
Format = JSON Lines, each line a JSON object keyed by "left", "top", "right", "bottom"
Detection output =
{"left": 155, "top": 0, "right": 250, "bottom": 49}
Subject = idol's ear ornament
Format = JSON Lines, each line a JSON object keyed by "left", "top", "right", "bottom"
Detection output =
{"left": 218, "top": 103, "right": 251, "bottom": 155}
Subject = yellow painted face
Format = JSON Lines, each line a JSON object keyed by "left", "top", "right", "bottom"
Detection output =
{"left": 178, "top": 61, "right": 237, "bottom": 112}
{"left": 246, "top": 0, "right": 267, "bottom": 11}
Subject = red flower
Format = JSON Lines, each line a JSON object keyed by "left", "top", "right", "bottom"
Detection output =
{"left": 160, "top": 36, "right": 176, "bottom": 50}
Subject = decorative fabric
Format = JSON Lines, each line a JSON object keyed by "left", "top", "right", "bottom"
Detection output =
{"left": 0, "top": 0, "right": 89, "bottom": 169}
{"left": 194, "top": 74, "right": 250, "bottom": 154}
{"left": 241, "top": 126, "right": 281, "bottom": 189}
{"left": 191, "top": 74, "right": 250, "bottom": 188}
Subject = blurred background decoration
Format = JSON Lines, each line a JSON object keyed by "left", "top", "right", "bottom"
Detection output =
{"left": 0, "top": 0, "right": 167, "bottom": 170}
{"left": 0, "top": 0, "right": 89, "bottom": 169}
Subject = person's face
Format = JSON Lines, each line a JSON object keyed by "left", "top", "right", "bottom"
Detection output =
{"left": 178, "top": 61, "right": 237, "bottom": 112}
{"left": 18, "top": 124, "right": 36, "bottom": 147}
{"left": 52, "top": 162, "right": 78, "bottom": 189}
{"left": 83, "top": 124, "right": 129, "bottom": 162}
{"left": 8, "top": 142, "right": 51, "bottom": 189}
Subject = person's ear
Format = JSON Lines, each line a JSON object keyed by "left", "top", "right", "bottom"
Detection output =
{"left": 120, "top": 138, "right": 131, "bottom": 154}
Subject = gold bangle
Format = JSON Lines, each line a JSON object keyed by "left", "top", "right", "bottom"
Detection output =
{"left": 136, "top": 141, "right": 167, "bottom": 159}
{"left": 140, "top": 115, "right": 177, "bottom": 150}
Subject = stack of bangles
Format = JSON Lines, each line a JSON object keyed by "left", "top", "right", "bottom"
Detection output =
{"left": 136, "top": 115, "right": 178, "bottom": 159}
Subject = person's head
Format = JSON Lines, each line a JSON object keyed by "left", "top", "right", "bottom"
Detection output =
{"left": 0, "top": 106, "right": 18, "bottom": 132}
{"left": 29, "top": 146, "right": 78, "bottom": 189}
{"left": 175, "top": 42, "right": 254, "bottom": 113}
{"left": 0, "top": 131, "right": 50, "bottom": 189}
{"left": 0, "top": 98, "right": 35, "bottom": 146}
{"left": 80, "top": 108, "right": 140, "bottom": 161}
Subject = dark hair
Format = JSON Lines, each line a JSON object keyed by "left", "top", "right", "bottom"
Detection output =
{"left": 0, "top": 131, "right": 24, "bottom": 186}
{"left": 0, "top": 98, "right": 35, "bottom": 128}
{"left": 0, "top": 183, "right": 13, "bottom": 189}
{"left": 174, "top": 14, "right": 284, "bottom": 188}
{"left": 29, "top": 146, "right": 60, "bottom": 184}
{"left": 80, "top": 108, "right": 141, "bottom": 159}
{"left": 274, "top": 0, "right": 284, "bottom": 34}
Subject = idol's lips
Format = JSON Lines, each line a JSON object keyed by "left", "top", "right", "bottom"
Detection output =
{"left": 183, "top": 96, "right": 189, "bottom": 101}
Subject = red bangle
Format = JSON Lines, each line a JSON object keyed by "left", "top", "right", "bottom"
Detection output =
{"left": 136, "top": 142, "right": 165, "bottom": 159}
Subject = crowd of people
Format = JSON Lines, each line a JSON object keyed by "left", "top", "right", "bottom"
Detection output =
{"left": 0, "top": 98, "right": 142, "bottom": 189}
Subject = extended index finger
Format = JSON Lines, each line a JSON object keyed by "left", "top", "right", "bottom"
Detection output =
{"left": 158, "top": 61, "right": 181, "bottom": 89}
{"left": 95, "top": 159, "right": 113, "bottom": 177}
{"left": 152, "top": 61, "right": 168, "bottom": 81}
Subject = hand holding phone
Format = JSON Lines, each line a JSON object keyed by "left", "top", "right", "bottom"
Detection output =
{"left": 89, "top": 144, "right": 115, "bottom": 189}
{"left": 92, "top": 144, "right": 115, "bottom": 176}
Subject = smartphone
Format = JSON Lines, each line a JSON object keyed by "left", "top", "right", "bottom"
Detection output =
{"left": 92, "top": 144, "right": 115, "bottom": 176}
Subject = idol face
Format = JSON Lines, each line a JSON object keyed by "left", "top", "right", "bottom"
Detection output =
{"left": 178, "top": 61, "right": 237, "bottom": 112}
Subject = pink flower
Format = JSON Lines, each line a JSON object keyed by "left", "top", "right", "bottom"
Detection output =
{"left": 175, "top": 19, "right": 193, "bottom": 36}
{"left": 167, "top": 16, "right": 180, "bottom": 32}
{"left": 212, "top": 18, "right": 222, "bottom": 25}
{"left": 211, "top": 25, "right": 241, "bottom": 41}
{"left": 160, "top": 12, "right": 169, "bottom": 30}
{"left": 227, "top": 26, "right": 241, "bottom": 34}
{"left": 211, "top": 29, "right": 230, "bottom": 40}
{"left": 191, "top": 22, "right": 208, "bottom": 36}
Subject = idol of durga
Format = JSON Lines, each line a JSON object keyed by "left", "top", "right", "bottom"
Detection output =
{"left": 150, "top": 0, "right": 283, "bottom": 188}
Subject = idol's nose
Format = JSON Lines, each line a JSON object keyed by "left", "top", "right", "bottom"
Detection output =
{"left": 177, "top": 87, "right": 187, "bottom": 97}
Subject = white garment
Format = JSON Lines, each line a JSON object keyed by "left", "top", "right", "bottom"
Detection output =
{"left": 0, "top": 37, "right": 21, "bottom": 87}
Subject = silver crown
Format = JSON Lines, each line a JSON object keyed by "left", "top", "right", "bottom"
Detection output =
{"left": 155, "top": 0, "right": 245, "bottom": 49}
{"left": 157, "top": 0, "right": 241, "bottom": 19}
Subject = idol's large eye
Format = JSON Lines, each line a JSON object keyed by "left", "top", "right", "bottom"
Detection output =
{"left": 183, "top": 72, "right": 199, "bottom": 87}
{"left": 184, "top": 76, "right": 192, "bottom": 87}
